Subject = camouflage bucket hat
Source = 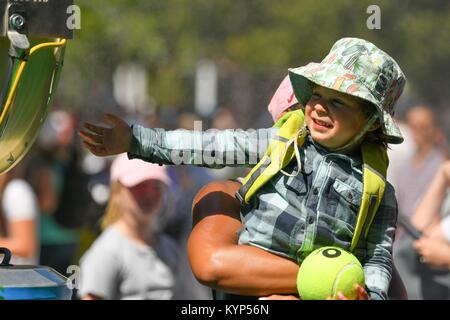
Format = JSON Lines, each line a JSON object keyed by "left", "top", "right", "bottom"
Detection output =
{"left": 288, "top": 37, "right": 406, "bottom": 144}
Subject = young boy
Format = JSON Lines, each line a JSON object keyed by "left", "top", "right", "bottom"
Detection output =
{"left": 80, "top": 37, "right": 406, "bottom": 300}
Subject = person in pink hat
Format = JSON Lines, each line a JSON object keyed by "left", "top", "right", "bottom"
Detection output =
{"left": 78, "top": 154, "right": 179, "bottom": 300}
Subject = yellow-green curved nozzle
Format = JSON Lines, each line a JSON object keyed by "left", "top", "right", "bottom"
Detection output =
{"left": 0, "top": 38, "right": 66, "bottom": 174}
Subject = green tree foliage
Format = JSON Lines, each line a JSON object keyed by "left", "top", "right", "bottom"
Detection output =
{"left": 49, "top": 1, "right": 450, "bottom": 125}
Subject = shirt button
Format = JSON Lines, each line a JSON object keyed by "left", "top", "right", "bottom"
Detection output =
{"left": 308, "top": 216, "right": 315, "bottom": 224}
{"left": 313, "top": 188, "right": 319, "bottom": 195}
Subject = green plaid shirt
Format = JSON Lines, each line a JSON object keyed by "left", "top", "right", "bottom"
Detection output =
{"left": 128, "top": 125, "right": 398, "bottom": 300}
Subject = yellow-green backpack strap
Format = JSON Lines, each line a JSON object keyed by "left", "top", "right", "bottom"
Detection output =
{"left": 350, "top": 142, "right": 388, "bottom": 252}
{"left": 237, "top": 109, "right": 307, "bottom": 204}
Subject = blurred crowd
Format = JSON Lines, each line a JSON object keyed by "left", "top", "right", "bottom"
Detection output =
{"left": 0, "top": 99, "right": 449, "bottom": 300}
{"left": 388, "top": 105, "right": 450, "bottom": 300}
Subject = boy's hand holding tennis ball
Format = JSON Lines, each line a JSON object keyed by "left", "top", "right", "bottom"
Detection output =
{"left": 297, "top": 247, "right": 368, "bottom": 300}
{"left": 79, "top": 113, "right": 132, "bottom": 157}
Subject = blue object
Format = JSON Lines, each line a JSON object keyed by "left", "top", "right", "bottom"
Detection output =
{"left": 0, "top": 247, "right": 72, "bottom": 300}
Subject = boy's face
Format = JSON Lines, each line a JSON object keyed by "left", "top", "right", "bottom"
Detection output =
{"left": 305, "top": 84, "right": 370, "bottom": 150}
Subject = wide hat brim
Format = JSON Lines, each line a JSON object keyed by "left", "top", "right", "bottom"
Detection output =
{"left": 289, "top": 63, "right": 404, "bottom": 144}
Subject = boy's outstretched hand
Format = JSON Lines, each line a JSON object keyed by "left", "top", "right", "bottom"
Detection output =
{"left": 79, "top": 113, "right": 132, "bottom": 157}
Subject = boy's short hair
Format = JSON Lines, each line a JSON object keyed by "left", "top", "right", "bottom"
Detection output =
{"left": 289, "top": 37, "right": 406, "bottom": 145}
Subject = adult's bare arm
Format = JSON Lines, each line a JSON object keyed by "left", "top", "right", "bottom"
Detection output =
{"left": 411, "top": 162, "right": 450, "bottom": 231}
{"left": 187, "top": 180, "right": 298, "bottom": 297}
{"left": 0, "top": 220, "right": 36, "bottom": 259}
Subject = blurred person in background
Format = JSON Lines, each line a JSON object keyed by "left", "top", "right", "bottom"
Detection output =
{"left": 0, "top": 160, "right": 39, "bottom": 265}
{"left": 393, "top": 106, "right": 450, "bottom": 299}
{"left": 211, "top": 107, "right": 239, "bottom": 130}
{"left": 411, "top": 161, "right": 450, "bottom": 270}
{"left": 26, "top": 109, "right": 88, "bottom": 275}
{"left": 177, "top": 112, "right": 202, "bottom": 131}
{"left": 114, "top": 110, "right": 213, "bottom": 299}
{"left": 393, "top": 105, "right": 447, "bottom": 244}
{"left": 79, "top": 154, "right": 178, "bottom": 300}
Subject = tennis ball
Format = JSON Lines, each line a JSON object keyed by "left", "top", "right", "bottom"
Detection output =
{"left": 297, "top": 246, "right": 365, "bottom": 300}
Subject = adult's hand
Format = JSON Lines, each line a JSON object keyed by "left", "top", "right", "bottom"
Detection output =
{"left": 414, "top": 237, "right": 450, "bottom": 269}
{"left": 425, "top": 223, "right": 447, "bottom": 242}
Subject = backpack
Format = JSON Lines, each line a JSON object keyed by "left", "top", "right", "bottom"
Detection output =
{"left": 236, "top": 109, "right": 388, "bottom": 252}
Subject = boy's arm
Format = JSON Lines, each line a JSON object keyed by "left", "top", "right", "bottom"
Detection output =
{"left": 128, "top": 124, "right": 275, "bottom": 168}
{"left": 361, "top": 183, "right": 398, "bottom": 300}
{"left": 79, "top": 114, "right": 277, "bottom": 168}
{"left": 79, "top": 113, "right": 275, "bottom": 167}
